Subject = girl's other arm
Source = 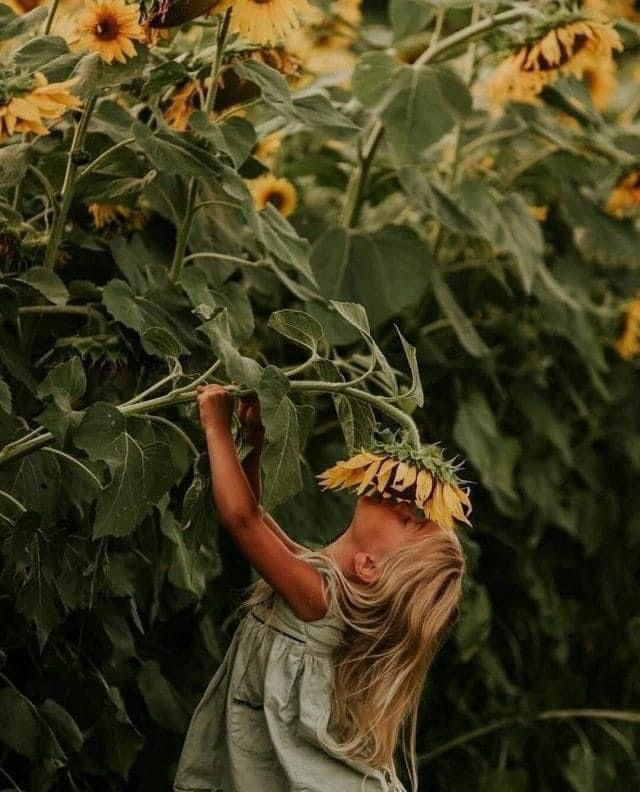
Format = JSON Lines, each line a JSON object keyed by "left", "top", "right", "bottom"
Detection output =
{"left": 197, "top": 385, "right": 327, "bottom": 621}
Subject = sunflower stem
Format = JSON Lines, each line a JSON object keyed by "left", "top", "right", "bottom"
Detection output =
{"left": 340, "top": 5, "right": 539, "bottom": 230}
{"left": 43, "top": 94, "right": 97, "bottom": 270}
{"left": 169, "top": 8, "right": 233, "bottom": 283}
{"left": 44, "top": 0, "right": 61, "bottom": 35}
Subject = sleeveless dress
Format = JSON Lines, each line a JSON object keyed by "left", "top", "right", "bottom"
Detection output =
{"left": 172, "top": 558, "right": 408, "bottom": 792}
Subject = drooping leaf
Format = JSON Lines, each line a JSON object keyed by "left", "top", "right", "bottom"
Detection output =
{"left": 257, "top": 366, "right": 304, "bottom": 509}
{"left": 268, "top": 309, "right": 324, "bottom": 353}
{"left": 431, "top": 269, "right": 490, "bottom": 358}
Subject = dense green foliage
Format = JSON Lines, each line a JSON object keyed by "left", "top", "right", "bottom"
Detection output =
{"left": 1, "top": 0, "right": 639, "bottom": 789}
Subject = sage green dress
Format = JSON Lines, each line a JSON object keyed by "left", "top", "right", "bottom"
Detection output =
{"left": 173, "top": 558, "right": 407, "bottom": 792}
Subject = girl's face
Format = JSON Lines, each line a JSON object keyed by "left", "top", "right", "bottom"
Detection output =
{"left": 350, "top": 494, "right": 440, "bottom": 558}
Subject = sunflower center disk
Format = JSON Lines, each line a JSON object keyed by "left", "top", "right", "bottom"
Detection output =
{"left": 265, "top": 191, "right": 285, "bottom": 209}
{"left": 95, "top": 16, "right": 120, "bottom": 40}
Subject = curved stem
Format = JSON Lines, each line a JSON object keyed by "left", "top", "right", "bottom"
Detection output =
{"left": 44, "top": 0, "right": 60, "bottom": 34}
{"left": 419, "top": 708, "right": 640, "bottom": 765}
{"left": 132, "top": 413, "right": 199, "bottom": 457}
{"left": 76, "top": 137, "right": 136, "bottom": 182}
{"left": 43, "top": 95, "right": 97, "bottom": 269}
{"left": 290, "top": 380, "right": 421, "bottom": 448}
{"left": 0, "top": 488, "right": 27, "bottom": 513}
{"left": 41, "top": 447, "right": 103, "bottom": 488}
{"left": 27, "top": 164, "right": 57, "bottom": 210}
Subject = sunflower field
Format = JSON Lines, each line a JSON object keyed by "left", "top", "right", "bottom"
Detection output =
{"left": 1, "top": 0, "right": 640, "bottom": 788}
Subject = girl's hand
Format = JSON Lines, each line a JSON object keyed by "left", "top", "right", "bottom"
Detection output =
{"left": 238, "top": 393, "right": 264, "bottom": 445}
{"left": 196, "top": 384, "right": 234, "bottom": 431}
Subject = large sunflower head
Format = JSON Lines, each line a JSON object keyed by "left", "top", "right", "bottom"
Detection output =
{"left": 216, "top": 0, "right": 312, "bottom": 46}
{"left": 76, "top": 0, "right": 145, "bottom": 64}
{"left": 316, "top": 427, "right": 473, "bottom": 531}
{"left": 483, "top": 14, "right": 623, "bottom": 109}
{"left": 247, "top": 174, "right": 297, "bottom": 216}
{"left": 0, "top": 70, "right": 81, "bottom": 142}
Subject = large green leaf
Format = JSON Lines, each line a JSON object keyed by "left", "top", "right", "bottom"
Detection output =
{"left": 93, "top": 435, "right": 175, "bottom": 538}
{"left": 73, "top": 402, "right": 126, "bottom": 468}
{"left": 137, "top": 660, "right": 189, "bottom": 734}
{"left": 333, "top": 393, "right": 376, "bottom": 453}
{"left": 431, "top": 269, "right": 490, "bottom": 357}
{"left": 453, "top": 390, "right": 521, "bottom": 516}
{"left": 198, "top": 308, "right": 263, "bottom": 387}
{"left": 379, "top": 64, "right": 472, "bottom": 162}
{"left": 257, "top": 366, "right": 304, "bottom": 510}
{"left": 0, "top": 688, "right": 41, "bottom": 759}
{"left": 0, "top": 5, "right": 47, "bottom": 40}
{"left": 16, "top": 267, "right": 69, "bottom": 306}
{"left": 102, "top": 278, "right": 190, "bottom": 358}
{"left": 311, "top": 225, "right": 432, "bottom": 330}
{"left": 458, "top": 181, "right": 543, "bottom": 293}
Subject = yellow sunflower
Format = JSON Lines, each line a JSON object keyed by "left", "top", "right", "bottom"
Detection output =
{"left": 216, "top": 0, "right": 312, "bottom": 45}
{"left": 286, "top": 0, "right": 361, "bottom": 79}
{"left": 0, "top": 72, "right": 81, "bottom": 142}
{"left": 605, "top": 170, "right": 640, "bottom": 216}
{"left": 316, "top": 430, "right": 473, "bottom": 531}
{"left": 483, "top": 17, "right": 623, "bottom": 109}
{"left": 249, "top": 46, "right": 303, "bottom": 79}
{"left": 615, "top": 297, "right": 640, "bottom": 360}
{"left": 76, "top": 0, "right": 145, "bottom": 64}
{"left": 253, "top": 131, "right": 283, "bottom": 165}
{"left": 164, "top": 79, "right": 204, "bottom": 131}
{"left": 247, "top": 174, "right": 297, "bottom": 216}
{"left": 88, "top": 202, "right": 148, "bottom": 229}
{"left": 528, "top": 204, "right": 549, "bottom": 222}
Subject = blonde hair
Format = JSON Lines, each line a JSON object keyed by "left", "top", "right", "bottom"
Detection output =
{"left": 241, "top": 525, "right": 466, "bottom": 791}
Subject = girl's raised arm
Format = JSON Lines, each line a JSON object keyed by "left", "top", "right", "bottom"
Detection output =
{"left": 196, "top": 384, "right": 328, "bottom": 622}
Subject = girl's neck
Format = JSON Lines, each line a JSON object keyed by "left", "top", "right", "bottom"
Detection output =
{"left": 320, "top": 528, "right": 356, "bottom": 579}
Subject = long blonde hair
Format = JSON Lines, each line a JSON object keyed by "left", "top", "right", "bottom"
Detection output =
{"left": 241, "top": 525, "right": 466, "bottom": 791}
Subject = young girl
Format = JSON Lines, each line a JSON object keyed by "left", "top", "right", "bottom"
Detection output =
{"left": 173, "top": 384, "right": 466, "bottom": 792}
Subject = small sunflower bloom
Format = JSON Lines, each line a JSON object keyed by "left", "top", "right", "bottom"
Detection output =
{"left": 615, "top": 298, "right": 640, "bottom": 360}
{"left": 164, "top": 79, "right": 203, "bottom": 130}
{"left": 217, "top": 0, "right": 312, "bottom": 46}
{"left": 0, "top": 72, "right": 81, "bottom": 142}
{"left": 247, "top": 174, "right": 297, "bottom": 216}
{"left": 76, "top": 0, "right": 145, "bottom": 64}
{"left": 253, "top": 132, "right": 284, "bottom": 165}
{"left": 88, "top": 202, "right": 148, "bottom": 229}
{"left": 483, "top": 17, "right": 623, "bottom": 110}
{"left": 605, "top": 170, "right": 640, "bottom": 217}
{"left": 316, "top": 428, "right": 473, "bottom": 531}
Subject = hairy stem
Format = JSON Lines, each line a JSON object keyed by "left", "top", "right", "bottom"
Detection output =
{"left": 43, "top": 95, "right": 97, "bottom": 270}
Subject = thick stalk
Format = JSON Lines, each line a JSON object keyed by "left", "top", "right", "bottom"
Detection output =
{"left": 43, "top": 95, "right": 97, "bottom": 270}
{"left": 169, "top": 9, "right": 233, "bottom": 282}
{"left": 0, "top": 371, "right": 421, "bottom": 464}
